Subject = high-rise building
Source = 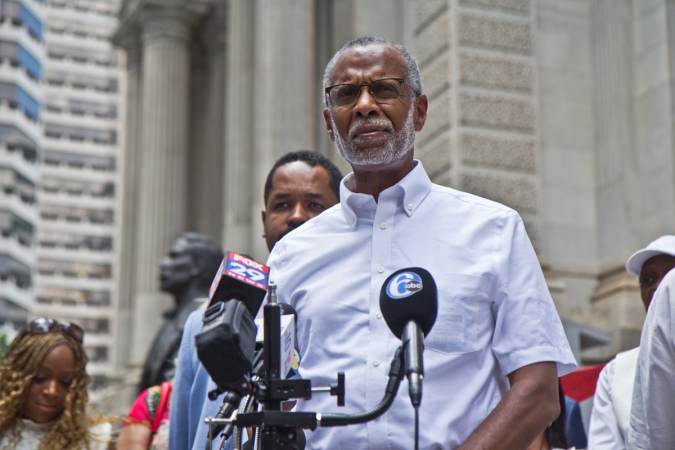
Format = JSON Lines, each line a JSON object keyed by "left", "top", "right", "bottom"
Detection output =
{"left": 0, "top": 0, "right": 45, "bottom": 332}
{"left": 34, "top": 0, "right": 122, "bottom": 391}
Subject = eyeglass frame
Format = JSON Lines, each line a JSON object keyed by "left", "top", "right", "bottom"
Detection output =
{"left": 324, "top": 77, "right": 412, "bottom": 108}
{"left": 25, "top": 317, "right": 84, "bottom": 343}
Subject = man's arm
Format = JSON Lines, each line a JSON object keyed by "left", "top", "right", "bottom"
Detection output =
{"left": 168, "top": 309, "right": 201, "bottom": 450}
{"left": 457, "top": 362, "right": 559, "bottom": 450}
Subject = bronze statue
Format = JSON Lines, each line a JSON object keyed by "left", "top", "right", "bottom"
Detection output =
{"left": 138, "top": 232, "right": 223, "bottom": 392}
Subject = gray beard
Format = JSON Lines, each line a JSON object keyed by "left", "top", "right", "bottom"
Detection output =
{"left": 330, "top": 106, "right": 416, "bottom": 167}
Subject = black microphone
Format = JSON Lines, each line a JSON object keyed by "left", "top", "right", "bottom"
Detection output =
{"left": 196, "top": 251, "right": 270, "bottom": 388}
{"left": 379, "top": 268, "right": 437, "bottom": 408}
{"left": 195, "top": 252, "right": 271, "bottom": 441}
{"left": 196, "top": 252, "right": 267, "bottom": 396}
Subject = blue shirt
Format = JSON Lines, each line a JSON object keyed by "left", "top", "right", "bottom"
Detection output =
{"left": 169, "top": 309, "right": 231, "bottom": 450}
{"left": 267, "top": 161, "right": 577, "bottom": 449}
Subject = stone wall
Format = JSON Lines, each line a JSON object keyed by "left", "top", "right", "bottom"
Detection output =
{"left": 414, "top": 0, "right": 540, "bottom": 242}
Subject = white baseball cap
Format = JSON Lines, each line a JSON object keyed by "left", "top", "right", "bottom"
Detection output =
{"left": 626, "top": 235, "right": 675, "bottom": 276}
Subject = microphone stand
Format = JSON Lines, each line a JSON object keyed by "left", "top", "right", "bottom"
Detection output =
{"left": 205, "top": 283, "right": 406, "bottom": 450}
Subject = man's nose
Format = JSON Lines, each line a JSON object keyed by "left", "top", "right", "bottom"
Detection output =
{"left": 353, "top": 86, "right": 379, "bottom": 117}
{"left": 288, "top": 203, "right": 310, "bottom": 224}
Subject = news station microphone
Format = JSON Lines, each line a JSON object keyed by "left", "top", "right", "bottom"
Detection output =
{"left": 196, "top": 251, "right": 269, "bottom": 390}
{"left": 379, "top": 268, "right": 437, "bottom": 408}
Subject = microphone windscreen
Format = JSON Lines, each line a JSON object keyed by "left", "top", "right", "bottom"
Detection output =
{"left": 207, "top": 251, "right": 270, "bottom": 316}
{"left": 379, "top": 267, "right": 438, "bottom": 338}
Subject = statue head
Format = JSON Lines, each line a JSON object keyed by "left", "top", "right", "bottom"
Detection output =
{"left": 159, "top": 232, "right": 223, "bottom": 299}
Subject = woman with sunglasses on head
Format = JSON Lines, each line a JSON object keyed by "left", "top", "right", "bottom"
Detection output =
{"left": 0, "top": 318, "right": 113, "bottom": 450}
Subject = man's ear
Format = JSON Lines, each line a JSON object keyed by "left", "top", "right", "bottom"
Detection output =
{"left": 260, "top": 209, "right": 267, "bottom": 238}
{"left": 413, "top": 94, "right": 428, "bottom": 132}
{"left": 323, "top": 109, "right": 335, "bottom": 141}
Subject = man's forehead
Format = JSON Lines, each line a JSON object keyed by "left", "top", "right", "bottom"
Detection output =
{"left": 328, "top": 44, "right": 406, "bottom": 83}
{"left": 268, "top": 162, "right": 333, "bottom": 198}
{"left": 643, "top": 254, "right": 675, "bottom": 267}
{"left": 270, "top": 162, "right": 327, "bottom": 187}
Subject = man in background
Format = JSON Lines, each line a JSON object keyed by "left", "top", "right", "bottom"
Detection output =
{"left": 589, "top": 235, "right": 675, "bottom": 449}
{"left": 169, "top": 150, "right": 342, "bottom": 450}
{"left": 628, "top": 239, "right": 675, "bottom": 449}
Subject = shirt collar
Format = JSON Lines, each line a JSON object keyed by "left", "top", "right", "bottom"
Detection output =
{"left": 340, "top": 160, "right": 432, "bottom": 227}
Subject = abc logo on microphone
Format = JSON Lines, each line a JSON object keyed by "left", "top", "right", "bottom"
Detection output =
{"left": 385, "top": 271, "right": 423, "bottom": 299}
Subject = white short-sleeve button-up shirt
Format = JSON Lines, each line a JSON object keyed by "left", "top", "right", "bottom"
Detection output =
{"left": 267, "top": 161, "right": 576, "bottom": 449}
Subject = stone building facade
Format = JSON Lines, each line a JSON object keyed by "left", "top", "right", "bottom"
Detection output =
{"left": 113, "top": 0, "right": 675, "bottom": 380}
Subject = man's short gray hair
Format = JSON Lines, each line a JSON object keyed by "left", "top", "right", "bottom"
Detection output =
{"left": 322, "top": 36, "right": 422, "bottom": 106}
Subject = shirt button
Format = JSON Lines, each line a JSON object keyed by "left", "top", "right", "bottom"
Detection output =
{"left": 406, "top": 203, "right": 413, "bottom": 212}
{"left": 376, "top": 265, "right": 384, "bottom": 273}
{"left": 379, "top": 223, "right": 387, "bottom": 230}
{"left": 372, "top": 360, "right": 381, "bottom": 367}
{"left": 376, "top": 312, "right": 382, "bottom": 319}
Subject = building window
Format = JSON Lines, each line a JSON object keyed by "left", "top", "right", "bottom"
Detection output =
{"left": 85, "top": 346, "right": 108, "bottom": 363}
{"left": 44, "top": 124, "right": 117, "bottom": 145}
{"left": 35, "top": 286, "right": 111, "bottom": 307}
{"left": 81, "top": 318, "right": 109, "bottom": 334}
{"left": 0, "top": 82, "right": 41, "bottom": 120}
{"left": 19, "top": 3, "right": 43, "bottom": 41}
{"left": 17, "top": 46, "right": 42, "bottom": 81}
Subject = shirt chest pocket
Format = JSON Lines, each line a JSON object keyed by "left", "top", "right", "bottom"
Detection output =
{"left": 424, "top": 272, "right": 494, "bottom": 355}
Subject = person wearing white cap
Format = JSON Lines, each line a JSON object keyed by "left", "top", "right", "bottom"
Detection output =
{"left": 587, "top": 235, "right": 675, "bottom": 450}
{"left": 628, "top": 239, "right": 675, "bottom": 449}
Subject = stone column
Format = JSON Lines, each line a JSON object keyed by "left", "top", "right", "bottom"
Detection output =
{"left": 633, "top": 0, "right": 675, "bottom": 236}
{"left": 116, "top": 41, "right": 142, "bottom": 369}
{"left": 588, "top": 0, "right": 642, "bottom": 357}
{"left": 223, "top": 0, "right": 255, "bottom": 253}
{"left": 187, "top": 7, "right": 226, "bottom": 241}
{"left": 131, "top": 8, "right": 192, "bottom": 363}
{"left": 536, "top": 0, "right": 598, "bottom": 323}
{"left": 249, "top": 0, "right": 317, "bottom": 259}
{"left": 223, "top": 0, "right": 317, "bottom": 260}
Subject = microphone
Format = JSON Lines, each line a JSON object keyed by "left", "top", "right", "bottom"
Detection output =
{"left": 196, "top": 251, "right": 270, "bottom": 389}
{"left": 206, "top": 251, "right": 270, "bottom": 315}
{"left": 379, "top": 268, "right": 437, "bottom": 408}
{"left": 195, "top": 252, "right": 270, "bottom": 441}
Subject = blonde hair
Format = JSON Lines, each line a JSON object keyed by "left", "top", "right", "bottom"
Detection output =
{"left": 0, "top": 330, "right": 94, "bottom": 449}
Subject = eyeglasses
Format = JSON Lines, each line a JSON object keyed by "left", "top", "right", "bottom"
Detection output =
{"left": 325, "top": 77, "right": 407, "bottom": 108}
{"left": 26, "top": 317, "right": 84, "bottom": 343}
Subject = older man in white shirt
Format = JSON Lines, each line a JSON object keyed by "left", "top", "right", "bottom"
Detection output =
{"left": 629, "top": 269, "right": 675, "bottom": 449}
{"left": 267, "top": 36, "right": 576, "bottom": 450}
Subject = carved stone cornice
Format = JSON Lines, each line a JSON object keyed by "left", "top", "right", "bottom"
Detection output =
{"left": 112, "top": 0, "right": 214, "bottom": 48}
{"left": 140, "top": 8, "right": 193, "bottom": 43}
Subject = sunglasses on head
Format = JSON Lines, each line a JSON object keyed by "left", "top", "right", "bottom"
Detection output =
{"left": 27, "top": 317, "right": 84, "bottom": 343}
